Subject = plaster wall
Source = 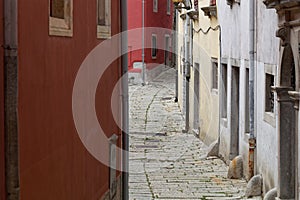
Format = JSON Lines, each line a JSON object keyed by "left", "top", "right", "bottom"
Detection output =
{"left": 218, "top": 58, "right": 234, "bottom": 161}
{"left": 217, "top": 0, "right": 279, "bottom": 193}
{"left": 17, "top": 0, "right": 122, "bottom": 199}
{"left": 192, "top": 0, "right": 219, "bottom": 144}
{"left": 256, "top": 62, "right": 278, "bottom": 193}
{"left": 177, "top": 13, "right": 185, "bottom": 114}
{"left": 0, "top": 0, "right": 4, "bottom": 198}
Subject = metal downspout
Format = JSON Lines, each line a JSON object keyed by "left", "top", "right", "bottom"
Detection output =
{"left": 142, "top": 0, "right": 145, "bottom": 85}
{"left": 248, "top": 0, "right": 256, "bottom": 180}
{"left": 4, "top": 0, "right": 19, "bottom": 199}
{"left": 184, "top": 14, "right": 191, "bottom": 132}
{"left": 217, "top": 25, "right": 222, "bottom": 154}
{"left": 174, "top": 9, "right": 178, "bottom": 102}
{"left": 121, "top": 0, "right": 129, "bottom": 198}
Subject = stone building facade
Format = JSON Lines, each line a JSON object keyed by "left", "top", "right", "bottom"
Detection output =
{"left": 175, "top": 0, "right": 300, "bottom": 198}
{"left": 176, "top": 0, "right": 220, "bottom": 145}
{"left": 263, "top": 0, "right": 300, "bottom": 199}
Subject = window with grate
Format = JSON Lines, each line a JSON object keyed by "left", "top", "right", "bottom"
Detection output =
{"left": 153, "top": 0, "right": 158, "bottom": 12}
{"left": 265, "top": 73, "right": 275, "bottom": 113}
{"left": 245, "top": 68, "right": 250, "bottom": 133}
{"left": 221, "top": 64, "right": 228, "bottom": 118}
{"left": 167, "top": 0, "right": 171, "bottom": 14}
{"left": 152, "top": 34, "right": 157, "bottom": 58}
{"left": 212, "top": 60, "right": 218, "bottom": 90}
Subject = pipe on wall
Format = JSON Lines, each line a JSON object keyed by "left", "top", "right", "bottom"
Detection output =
{"left": 4, "top": 0, "right": 19, "bottom": 199}
{"left": 174, "top": 8, "right": 178, "bottom": 102}
{"left": 142, "top": 0, "right": 145, "bottom": 85}
{"left": 248, "top": 0, "right": 256, "bottom": 180}
{"left": 184, "top": 14, "right": 191, "bottom": 132}
{"left": 120, "top": 0, "right": 129, "bottom": 198}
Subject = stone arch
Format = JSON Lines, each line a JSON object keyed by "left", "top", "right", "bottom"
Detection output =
{"left": 277, "top": 44, "right": 296, "bottom": 199}
{"left": 280, "top": 44, "right": 295, "bottom": 89}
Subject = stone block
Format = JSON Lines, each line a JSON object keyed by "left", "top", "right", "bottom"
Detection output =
{"left": 206, "top": 140, "right": 219, "bottom": 157}
{"left": 227, "top": 155, "right": 243, "bottom": 179}
{"left": 263, "top": 188, "right": 277, "bottom": 200}
{"left": 245, "top": 174, "right": 262, "bottom": 198}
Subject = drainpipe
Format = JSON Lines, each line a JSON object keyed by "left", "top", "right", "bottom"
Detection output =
{"left": 174, "top": 8, "right": 178, "bottom": 102}
{"left": 184, "top": 14, "right": 191, "bottom": 132}
{"left": 142, "top": 0, "right": 145, "bottom": 85}
{"left": 121, "top": 0, "right": 129, "bottom": 198}
{"left": 4, "top": 0, "right": 19, "bottom": 199}
{"left": 190, "top": 15, "right": 193, "bottom": 73}
{"left": 217, "top": 25, "right": 222, "bottom": 155}
{"left": 248, "top": 0, "right": 256, "bottom": 180}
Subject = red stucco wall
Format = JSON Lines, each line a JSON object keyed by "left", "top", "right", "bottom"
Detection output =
{"left": 0, "top": 0, "right": 5, "bottom": 198}
{"left": 128, "top": 0, "right": 173, "bottom": 70}
{"left": 17, "top": 0, "right": 121, "bottom": 199}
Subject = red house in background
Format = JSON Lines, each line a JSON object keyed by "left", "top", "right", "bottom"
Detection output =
{"left": 128, "top": 0, "right": 174, "bottom": 83}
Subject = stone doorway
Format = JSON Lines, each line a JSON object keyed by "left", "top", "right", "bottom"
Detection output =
{"left": 276, "top": 44, "right": 296, "bottom": 199}
{"left": 193, "top": 63, "right": 200, "bottom": 131}
{"left": 230, "top": 66, "right": 240, "bottom": 160}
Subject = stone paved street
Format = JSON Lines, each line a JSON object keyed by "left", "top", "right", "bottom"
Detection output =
{"left": 128, "top": 68, "right": 251, "bottom": 200}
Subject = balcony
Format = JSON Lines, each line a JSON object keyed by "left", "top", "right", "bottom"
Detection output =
{"left": 263, "top": 0, "right": 300, "bottom": 10}
{"left": 200, "top": 0, "right": 217, "bottom": 18}
{"left": 201, "top": 5, "right": 217, "bottom": 18}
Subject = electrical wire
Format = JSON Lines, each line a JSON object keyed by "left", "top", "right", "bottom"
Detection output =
{"left": 193, "top": 25, "right": 220, "bottom": 34}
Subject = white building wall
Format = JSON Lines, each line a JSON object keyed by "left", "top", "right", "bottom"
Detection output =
{"left": 191, "top": 0, "right": 220, "bottom": 144}
{"left": 177, "top": 14, "right": 185, "bottom": 114}
{"left": 217, "top": 0, "right": 279, "bottom": 193}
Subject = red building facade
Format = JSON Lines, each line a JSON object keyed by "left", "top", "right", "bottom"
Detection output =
{"left": 1, "top": 0, "right": 123, "bottom": 199}
{"left": 128, "top": 0, "right": 174, "bottom": 72}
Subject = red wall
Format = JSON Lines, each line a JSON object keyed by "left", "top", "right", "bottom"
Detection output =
{"left": 0, "top": 0, "right": 5, "bottom": 198}
{"left": 17, "top": 0, "right": 121, "bottom": 199}
{"left": 128, "top": 0, "right": 173, "bottom": 69}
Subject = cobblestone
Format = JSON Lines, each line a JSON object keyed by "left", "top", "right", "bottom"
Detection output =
{"left": 129, "top": 69, "right": 260, "bottom": 200}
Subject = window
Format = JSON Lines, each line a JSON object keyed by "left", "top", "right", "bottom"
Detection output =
{"left": 153, "top": 0, "right": 158, "bottom": 12}
{"left": 180, "top": 47, "right": 183, "bottom": 74}
{"left": 151, "top": 34, "right": 157, "bottom": 59}
{"left": 97, "top": 0, "right": 111, "bottom": 39}
{"left": 167, "top": 0, "right": 171, "bottom": 14}
{"left": 210, "top": 0, "right": 216, "bottom": 6}
{"left": 265, "top": 73, "right": 275, "bottom": 113}
{"left": 194, "top": 0, "right": 198, "bottom": 11}
{"left": 212, "top": 59, "right": 218, "bottom": 90}
{"left": 164, "top": 35, "right": 170, "bottom": 66}
{"left": 221, "top": 64, "right": 227, "bottom": 118}
{"left": 245, "top": 68, "right": 250, "bottom": 133}
{"left": 49, "top": 0, "right": 73, "bottom": 37}
{"left": 263, "top": 64, "right": 276, "bottom": 126}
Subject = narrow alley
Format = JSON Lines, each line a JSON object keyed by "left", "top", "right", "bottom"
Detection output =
{"left": 128, "top": 69, "right": 249, "bottom": 200}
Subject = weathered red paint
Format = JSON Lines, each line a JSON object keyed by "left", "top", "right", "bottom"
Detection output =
{"left": 17, "top": 0, "right": 121, "bottom": 199}
{"left": 128, "top": 0, "right": 173, "bottom": 69}
{"left": 0, "top": 0, "right": 5, "bottom": 198}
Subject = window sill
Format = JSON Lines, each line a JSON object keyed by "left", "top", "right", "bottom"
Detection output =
{"left": 49, "top": 17, "right": 73, "bottom": 37}
{"left": 221, "top": 117, "right": 228, "bottom": 128}
{"left": 97, "top": 25, "right": 111, "bottom": 39}
{"left": 201, "top": 5, "right": 217, "bottom": 18}
{"left": 264, "top": 111, "right": 276, "bottom": 127}
{"left": 211, "top": 88, "right": 218, "bottom": 95}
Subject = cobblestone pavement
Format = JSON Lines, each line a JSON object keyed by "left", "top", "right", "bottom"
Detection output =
{"left": 128, "top": 68, "right": 253, "bottom": 200}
